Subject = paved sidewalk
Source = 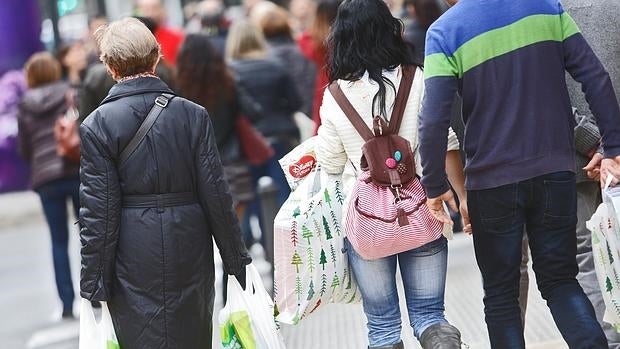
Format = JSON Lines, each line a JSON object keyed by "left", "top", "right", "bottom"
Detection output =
{"left": 0, "top": 192, "right": 568, "bottom": 349}
{"left": 0, "top": 191, "right": 44, "bottom": 229}
{"left": 273, "top": 234, "right": 566, "bottom": 349}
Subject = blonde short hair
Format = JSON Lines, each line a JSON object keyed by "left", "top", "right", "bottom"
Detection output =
{"left": 251, "top": 3, "right": 293, "bottom": 39}
{"left": 95, "top": 17, "right": 161, "bottom": 78}
{"left": 225, "top": 20, "right": 267, "bottom": 61}
{"left": 249, "top": 1, "right": 277, "bottom": 24}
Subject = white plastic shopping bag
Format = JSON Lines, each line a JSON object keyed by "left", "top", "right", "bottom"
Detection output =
{"left": 218, "top": 264, "right": 287, "bottom": 349}
{"left": 588, "top": 176, "right": 620, "bottom": 332}
{"left": 293, "top": 112, "right": 314, "bottom": 142}
{"left": 274, "top": 138, "right": 361, "bottom": 325}
{"left": 78, "top": 299, "right": 120, "bottom": 349}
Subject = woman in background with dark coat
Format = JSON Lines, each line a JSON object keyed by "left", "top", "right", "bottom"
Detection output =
{"left": 176, "top": 33, "right": 255, "bottom": 241}
{"left": 18, "top": 52, "right": 79, "bottom": 319}
{"left": 253, "top": 4, "right": 316, "bottom": 117}
{"left": 79, "top": 18, "right": 250, "bottom": 348}
{"left": 226, "top": 20, "right": 302, "bottom": 207}
{"left": 177, "top": 33, "right": 258, "bottom": 298}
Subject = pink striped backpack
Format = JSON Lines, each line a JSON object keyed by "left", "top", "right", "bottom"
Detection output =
{"left": 328, "top": 66, "right": 444, "bottom": 260}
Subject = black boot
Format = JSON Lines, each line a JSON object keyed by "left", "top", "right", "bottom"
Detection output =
{"left": 420, "top": 323, "right": 461, "bottom": 349}
{"left": 369, "top": 341, "right": 404, "bottom": 349}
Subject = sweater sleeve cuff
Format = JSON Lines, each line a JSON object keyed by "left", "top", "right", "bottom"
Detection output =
{"left": 604, "top": 147, "right": 620, "bottom": 159}
{"left": 80, "top": 280, "right": 110, "bottom": 302}
{"left": 425, "top": 179, "right": 451, "bottom": 199}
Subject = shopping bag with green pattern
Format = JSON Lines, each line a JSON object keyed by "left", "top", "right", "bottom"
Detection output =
{"left": 219, "top": 264, "right": 287, "bottom": 349}
{"left": 588, "top": 179, "right": 620, "bottom": 332}
{"left": 274, "top": 138, "right": 361, "bottom": 325}
{"left": 220, "top": 310, "right": 255, "bottom": 349}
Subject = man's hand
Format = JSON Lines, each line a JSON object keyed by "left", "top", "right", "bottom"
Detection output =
{"left": 427, "top": 190, "right": 458, "bottom": 226}
{"left": 600, "top": 156, "right": 620, "bottom": 188}
{"left": 460, "top": 199, "right": 472, "bottom": 234}
{"left": 584, "top": 152, "right": 603, "bottom": 182}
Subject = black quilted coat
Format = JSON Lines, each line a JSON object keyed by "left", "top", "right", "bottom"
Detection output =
{"left": 79, "top": 77, "right": 250, "bottom": 349}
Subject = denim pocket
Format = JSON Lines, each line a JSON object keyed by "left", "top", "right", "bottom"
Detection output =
{"left": 543, "top": 173, "right": 577, "bottom": 227}
{"left": 475, "top": 184, "right": 518, "bottom": 233}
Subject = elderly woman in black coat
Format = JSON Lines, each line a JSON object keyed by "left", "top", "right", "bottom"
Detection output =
{"left": 79, "top": 18, "right": 250, "bottom": 349}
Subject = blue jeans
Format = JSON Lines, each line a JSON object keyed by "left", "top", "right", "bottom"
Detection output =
{"left": 345, "top": 237, "right": 449, "bottom": 347}
{"left": 468, "top": 171, "right": 606, "bottom": 348}
{"left": 244, "top": 141, "right": 293, "bottom": 245}
{"left": 36, "top": 176, "right": 80, "bottom": 312}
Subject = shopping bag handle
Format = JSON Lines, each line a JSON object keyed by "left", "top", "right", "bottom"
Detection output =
{"left": 605, "top": 175, "right": 614, "bottom": 192}
{"left": 246, "top": 264, "right": 274, "bottom": 304}
{"left": 226, "top": 264, "right": 271, "bottom": 301}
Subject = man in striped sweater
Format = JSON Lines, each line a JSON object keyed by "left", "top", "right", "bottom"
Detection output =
{"left": 418, "top": 0, "right": 620, "bottom": 347}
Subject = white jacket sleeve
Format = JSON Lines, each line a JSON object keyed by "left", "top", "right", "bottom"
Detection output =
{"left": 316, "top": 90, "right": 348, "bottom": 175}
{"left": 447, "top": 127, "right": 460, "bottom": 152}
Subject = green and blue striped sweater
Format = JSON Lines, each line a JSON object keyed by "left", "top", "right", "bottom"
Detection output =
{"left": 419, "top": 0, "right": 620, "bottom": 197}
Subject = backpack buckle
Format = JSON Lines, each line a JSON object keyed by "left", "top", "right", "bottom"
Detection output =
{"left": 155, "top": 96, "right": 169, "bottom": 108}
{"left": 391, "top": 184, "right": 403, "bottom": 204}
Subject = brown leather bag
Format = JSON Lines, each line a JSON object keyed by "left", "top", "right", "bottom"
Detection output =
{"left": 328, "top": 65, "right": 416, "bottom": 188}
{"left": 54, "top": 91, "right": 80, "bottom": 163}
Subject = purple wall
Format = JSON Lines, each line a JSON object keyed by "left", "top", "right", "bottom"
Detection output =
{"left": 0, "top": 0, "right": 43, "bottom": 76}
{"left": 0, "top": 71, "right": 30, "bottom": 193}
{"left": 0, "top": 0, "right": 41, "bottom": 192}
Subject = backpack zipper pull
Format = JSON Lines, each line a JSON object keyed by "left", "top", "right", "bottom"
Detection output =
{"left": 397, "top": 208, "right": 409, "bottom": 227}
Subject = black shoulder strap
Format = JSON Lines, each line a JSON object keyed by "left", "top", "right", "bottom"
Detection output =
{"left": 388, "top": 65, "right": 415, "bottom": 135}
{"left": 328, "top": 82, "right": 375, "bottom": 141}
{"left": 118, "top": 93, "right": 174, "bottom": 166}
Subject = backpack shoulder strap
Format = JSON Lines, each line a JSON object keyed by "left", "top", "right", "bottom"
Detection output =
{"left": 328, "top": 82, "right": 375, "bottom": 141}
{"left": 388, "top": 65, "right": 416, "bottom": 135}
{"left": 118, "top": 93, "right": 174, "bottom": 166}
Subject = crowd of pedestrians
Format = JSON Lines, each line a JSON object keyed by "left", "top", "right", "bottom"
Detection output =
{"left": 9, "top": 0, "right": 620, "bottom": 348}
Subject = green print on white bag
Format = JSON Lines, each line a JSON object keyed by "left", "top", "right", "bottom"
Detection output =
{"left": 324, "top": 189, "right": 332, "bottom": 207}
{"left": 291, "top": 250, "right": 303, "bottom": 272}
{"left": 220, "top": 310, "right": 256, "bottom": 349}
{"left": 334, "top": 181, "right": 344, "bottom": 205}
{"left": 588, "top": 195, "right": 620, "bottom": 333}
{"left": 302, "top": 225, "right": 314, "bottom": 245}
{"left": 306, "top": 245, "right": 315, "bottom": 272}
{"left": 274, "top": 149, "right": 361, "bottom": 325}
{"left": 106, "top": 341, "right": 120, "bottom": 349}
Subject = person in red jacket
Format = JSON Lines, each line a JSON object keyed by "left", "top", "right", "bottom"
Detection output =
{"left": 297, "top": 0, "right": 340, "bottom": 134}
{"left": 135, "top": 0, "right": 184, "bottom": 66}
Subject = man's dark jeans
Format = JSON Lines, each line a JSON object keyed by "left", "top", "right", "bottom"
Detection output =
{"left": 468, "top": 171, "right": 606, "bottom": 348}
{"left": 36, "top": 176, "right": 80, "bottom": 313}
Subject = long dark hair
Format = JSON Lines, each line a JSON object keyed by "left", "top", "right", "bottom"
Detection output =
{"left": 176, "top": 34, "right": 234, "bottom": 112}
{"left": 327, "top": 0, "right": 415, "bottom": 117}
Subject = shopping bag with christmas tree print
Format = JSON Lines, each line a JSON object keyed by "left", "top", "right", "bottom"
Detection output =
{"left": 588, "top": 177, "right": 620, "bottom": 332}
{"left": 274, "top": 138, "right": 360, "bottom": 325}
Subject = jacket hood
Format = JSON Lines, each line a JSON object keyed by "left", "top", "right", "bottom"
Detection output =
{"left": 20, "top": 81, "right": 69, "bottom": 117}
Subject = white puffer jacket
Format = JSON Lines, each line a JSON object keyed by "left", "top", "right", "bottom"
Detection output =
{"left": 315, "top": 65, "right": 460, "bottom": 198}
